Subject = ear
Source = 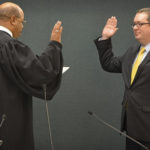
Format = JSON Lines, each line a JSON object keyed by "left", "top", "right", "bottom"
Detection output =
{"left": 9, "top": 15, "right": 17, "bottom": 26}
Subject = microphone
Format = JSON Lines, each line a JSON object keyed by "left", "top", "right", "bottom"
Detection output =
{"left": 88, "top": 111, "right": 149, "bottom": 150}
{"left": 42, "top": 84, "right": 54, "bottom": 150}
{"left": 0, "top": 114, "right": 6, "bottom": 128}
{"left": 0, "top": 114, "right": 7, "bottom": 146}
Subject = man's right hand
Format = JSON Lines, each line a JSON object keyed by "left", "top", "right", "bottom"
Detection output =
{"left": 50, "top": 21, "right": 63, "bottom": 43}
{"left": 102, "top": 16, "right": 118, "bottom": 40}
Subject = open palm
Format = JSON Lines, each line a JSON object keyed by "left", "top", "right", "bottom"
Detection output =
{"left": 102, "top": 16, "right": 118, "bottom": 39}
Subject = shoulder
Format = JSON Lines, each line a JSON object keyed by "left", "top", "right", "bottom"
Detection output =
{"left": 0, "top": 32, "right": 29, "bottom": 51}
{"left": 126, "top": 42, "right": 140, "bottom": 54}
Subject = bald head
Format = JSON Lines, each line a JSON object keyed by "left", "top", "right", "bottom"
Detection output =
{"left": 0, "top": 2, "right": 23, "bottom": 20}
{"left": 0, "top": 2, "right": 25, "bottom": 38}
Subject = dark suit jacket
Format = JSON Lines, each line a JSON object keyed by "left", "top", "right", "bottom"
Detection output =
{"left": 94, "top": 37, "right": 150, "bottom": 141}
{"left": 0, "top": 31, "right": 63, "bottom": 150}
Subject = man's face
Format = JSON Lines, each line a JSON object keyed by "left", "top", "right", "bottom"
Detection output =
{"left": 12, "top": 10, "right": 25, "bottom": 38}
{"left": 133, "top": 12, "right": 150, "bottom": 45}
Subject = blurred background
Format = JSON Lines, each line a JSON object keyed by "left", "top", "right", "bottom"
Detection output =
{"left": 1, "top": 0, "right": 150, "bottom": 149}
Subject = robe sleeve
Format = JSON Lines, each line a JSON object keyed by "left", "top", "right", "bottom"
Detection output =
{"left": 0, "top": 39, "right": 63, "bottom": 100}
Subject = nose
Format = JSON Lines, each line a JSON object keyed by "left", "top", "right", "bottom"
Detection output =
{"left": 132, "top": 25, "right": 138, "bottom": 30}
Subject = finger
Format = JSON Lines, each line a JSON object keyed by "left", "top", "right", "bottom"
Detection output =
{"left": 59, "top": 26, "right": 63, "bottom": 33}
{"left": 108, "top": 16, "right": 117, "bottom": 27}
{"left": 53, "top": 20, "right": 62, "bottom": 30}
{"left": 112, "top": 16, "right": 117, "bottom": 23}
{"left": 106, "top": 18, "right": 111, "bottom": 24}
{"left": 107, "top": 17, "right": 115, "bottom": 25}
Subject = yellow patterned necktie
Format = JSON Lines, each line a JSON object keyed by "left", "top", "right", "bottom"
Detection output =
{"left": 131, "top": 47, "right": 145, "bottom": 84}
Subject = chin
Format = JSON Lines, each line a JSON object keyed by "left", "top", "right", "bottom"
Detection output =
{"left": 15, "top": 33, "right": 21, "bottom": 39}
{"left": 135, "top": 35, "right": 141, "bottom": 41}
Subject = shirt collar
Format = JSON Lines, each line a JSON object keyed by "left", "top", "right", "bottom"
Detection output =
{"left": 0, "top": 26, "right": 13, "bottom": 37}
{"left": 144, "top": 43, "right": 150, "bottom": 53}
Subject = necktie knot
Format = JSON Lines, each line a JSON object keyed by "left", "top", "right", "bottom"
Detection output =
{"left": 140, "top": 47, "right": 145, "bottom": 54}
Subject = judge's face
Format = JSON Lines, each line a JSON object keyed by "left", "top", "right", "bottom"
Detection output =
{"left": 11, "top": 10, "right": 25, "bottom": 38}
{"left": 132, "top": 12, "right": 150, "bottom": 46}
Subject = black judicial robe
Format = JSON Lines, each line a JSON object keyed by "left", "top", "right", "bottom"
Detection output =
{"left": 0, "top": 31, "right": 63, "bottom": 150}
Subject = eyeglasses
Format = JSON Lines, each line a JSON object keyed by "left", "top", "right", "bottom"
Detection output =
{"left": 132, "top": 22, "right": 150, "bottom": 28}
{"left": 18, "top": 19, "right": 27, "bottom": 25}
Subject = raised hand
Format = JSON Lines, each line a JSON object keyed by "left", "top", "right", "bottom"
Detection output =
{"left": 102, "top": 16, "right": 118, "bottom": 40}
{"left": 50, "top": 21, "right": 63, "bottom": 43}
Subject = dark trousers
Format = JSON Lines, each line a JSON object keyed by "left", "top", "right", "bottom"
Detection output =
{"left": 126, "top": 138, "right": 150, "bottom": 150}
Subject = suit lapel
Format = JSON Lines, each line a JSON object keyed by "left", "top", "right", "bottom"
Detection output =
{"left": 130, "top": 46, "right": 150, "bottom": 86}
{"left": 140, "top": 49, "right": 150, "bottom": 66}
{"left": 133, "top": 50, "right": 150, "bottom": 83}
{"left": 124, "top": 45, "right": 140, "bottom": 87}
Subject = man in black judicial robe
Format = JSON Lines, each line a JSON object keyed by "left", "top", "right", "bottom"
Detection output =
{"left": 0, "top": 2, "right": 63, "bottom": 150}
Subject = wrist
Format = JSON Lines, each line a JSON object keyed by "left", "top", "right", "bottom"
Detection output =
{"left": 101, "top": 35, "right": 110, "bottom": 40}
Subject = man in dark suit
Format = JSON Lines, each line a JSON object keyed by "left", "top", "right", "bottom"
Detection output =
{"left": 0, "top": 2, "right": 63, "bottom": 150}
{"left": 94, "top": 8, "right": 150, "bottom": 150}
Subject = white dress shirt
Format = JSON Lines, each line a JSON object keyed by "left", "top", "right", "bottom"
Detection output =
{"left": 133, "top": 43, "right": 150, "bottom": 66}
{"left": 0, "top": 26, "right": 13, "bottom": 37}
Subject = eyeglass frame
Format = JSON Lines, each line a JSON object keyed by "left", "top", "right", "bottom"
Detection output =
{"left": 16, "top": 18, "right": 27, "bottom": 25}
{"left": 132, "top": 22, "right": 150, "bottom": 28}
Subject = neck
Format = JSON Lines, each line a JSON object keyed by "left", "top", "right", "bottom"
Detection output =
{"left": 0, "top": 24, "right": 13, "bottom": 37}
{"left": 0, "top": 21, "right": 13, "bottom": 34}
{"left": 139, "top": 40, "right": 150, "bottom": 47}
